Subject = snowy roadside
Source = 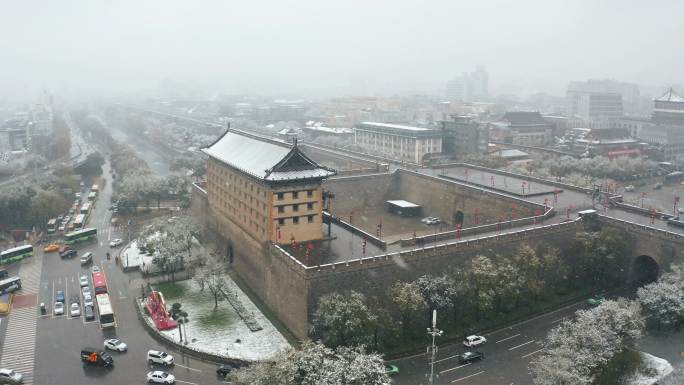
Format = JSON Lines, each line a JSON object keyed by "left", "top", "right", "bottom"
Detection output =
{"left": 624, "top": 352, "right": 673, "bottom": 385}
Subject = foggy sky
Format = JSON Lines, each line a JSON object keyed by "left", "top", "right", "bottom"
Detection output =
{"left": 1, "top": 0, "right": 682, "bottom": 101}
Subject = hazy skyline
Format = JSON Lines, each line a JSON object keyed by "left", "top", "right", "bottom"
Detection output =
{"left": 1, "top": 0, "right": 682, "bottom": 101}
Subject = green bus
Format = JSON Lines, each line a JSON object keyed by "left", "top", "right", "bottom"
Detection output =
{"left": 64, "top": 228, "right": 98, "bottom": 245}
{"left": 0, "top": 245, "right": 34, "bottom": 265}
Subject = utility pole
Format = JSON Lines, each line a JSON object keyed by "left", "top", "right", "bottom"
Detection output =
{"left": 426, "top": 309, "right": 443, "bottom": 385}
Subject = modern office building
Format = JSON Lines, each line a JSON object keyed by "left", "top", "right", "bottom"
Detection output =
{"left": 439, "top": 115, "right": 489, "bottom": 157}
{"left": 203, "top": 130, "right": 336, "bottom": 244}
{"left": 445, "top": 66, "right": 489, "bottom": 102}
{"left": 567, "top": 80, "right": 640, "bottom": 115}
{"left": 354, "top": 122, "right": 443, "bottom": 164}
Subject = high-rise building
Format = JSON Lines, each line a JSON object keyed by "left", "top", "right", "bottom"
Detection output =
{"left": 567, "top": 80, "right": 640, "bottom": 115}
{"left": 566, "top": 89, "right": 623, "bottom": 128}
{"left": 445, "top": 66, "right": 489, "bottom": 102}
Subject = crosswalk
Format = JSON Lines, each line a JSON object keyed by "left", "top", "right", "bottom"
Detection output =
{"left": 0, "top": 307, "right": 37, "bottom": 384}
{"left": 0, "top": 253, "right": 43, "bottom": 385}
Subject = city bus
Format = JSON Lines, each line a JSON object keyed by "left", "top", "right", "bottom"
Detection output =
{"left": 47, "top": 218, "right": 57, "bottom": 234}
{"left": 0, "top": 277, "right": 22, "bottom": 294}
{"left": 64, "top": 227, "right": 97, "bottom": 245}
{"left": 87, "top": 191, "right": 97, "bottom": 201}
{"left": 80, "top": 202, "right": 92, "bottom": 215}
{"left": 0, "top": 245, "right": 34, "bottom": 265}
{"left": 92, "top": 271, "right": 108, "bottom": 294}
{"left": 95, "top": 293, "right": 115, "bottom": 328}
{"left": 73, "top": 214, "right": 86, "bottom": 230}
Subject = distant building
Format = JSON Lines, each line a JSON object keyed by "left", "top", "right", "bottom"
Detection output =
{"left": 626, "top": 88, "right": 684, "bottom": 161}
{"left": 302, "top": 122, "right": 354, "bottom": 140}
{"left": 354, "top": 122, "right": 443, "bottom": 164}
{"left": 651, "top": 88, "right": 684, "bottom": 125}
{"left": 566, "top": 90, "right": 623, "bottom": 127}
{"left": 567, "top": 80, "right": 640, "bottom": 115}
{"left": 202, "top": 130, "right": 336, "bottom": 244}
{"left": 490, "top": 111, "right": 553, "bottom": 147}
{"left": 445, "top": 66, "right": 489, "bottom": 102}
{"left": 439, "top": 115, "right": 489, "bottom": 157}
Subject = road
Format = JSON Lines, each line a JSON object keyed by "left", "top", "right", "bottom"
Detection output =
{"left": 0, "top": 157, "right": 231, "bottom": 384}
{"left": 390, "top": 301, "right": 586, "bottom": 385}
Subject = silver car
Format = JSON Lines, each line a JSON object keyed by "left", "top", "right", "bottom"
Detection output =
{"left": 0, "top": 368, "right": 23, "bottom": 384}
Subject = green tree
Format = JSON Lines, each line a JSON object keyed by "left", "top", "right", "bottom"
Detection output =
{"left": 464, "top": 255, "right": 497, "bottom": 321}
{"left": 312, "top": 291, "right": 374, "bottom": 348}
{"left": 75, "top": 152, "right": 105, "bottom": 176}
{"left": 388, "top": 281, "right": 427, "bottom": 339}
{"left": 30, "top": 189, "right": 68, "bottom": 229}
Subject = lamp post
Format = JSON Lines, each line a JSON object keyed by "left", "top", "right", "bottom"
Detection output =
{"left": 426, "top": 309, "right": 443, "bottom": 385}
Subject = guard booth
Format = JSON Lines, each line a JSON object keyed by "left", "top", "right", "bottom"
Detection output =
{"left": 386, "top": 200, "right": 422, "bottom": 217}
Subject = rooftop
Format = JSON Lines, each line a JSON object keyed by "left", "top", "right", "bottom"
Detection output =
{"left": 358, "top": 121, "right": 433, "bottom": 132}
{"left": 202, "top": 130, "right": 336, "bottom": 182}
{"left": 502, "top": 111, "right": 548, "bottom": 126}
{"left": 655, "top": 88, "right": 684, "bottom": 103}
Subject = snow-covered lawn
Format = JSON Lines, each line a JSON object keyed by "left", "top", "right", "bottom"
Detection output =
{"left": 624, "top": 352, "right": 673, "bottom": 385}
{"left": 151, "top": 278, "right": 290, "bottom": 361}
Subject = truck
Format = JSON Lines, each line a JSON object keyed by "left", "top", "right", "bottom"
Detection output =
{"left": 80, "top": 348, "right": 113, "bottom": 367}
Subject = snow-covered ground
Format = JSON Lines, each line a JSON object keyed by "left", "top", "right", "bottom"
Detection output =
{"left": 624, "top": 352, "right": 673, "bottom": 385}
{"left": 121, "top": 240, "right": 160, "bottom": 273}
{"left": 151, "top": 279, "right": 291, "bottom": 361}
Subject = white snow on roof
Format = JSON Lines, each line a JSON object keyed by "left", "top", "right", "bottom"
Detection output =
{"left": 387, "top": 200, "right": 421, "bottom": 208}
{"left": 359, "top": 122, "right": 433, "bottom": 132}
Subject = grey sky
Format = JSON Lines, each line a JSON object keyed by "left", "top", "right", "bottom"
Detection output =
{"left": 1, "top": 0, "right": 682, "bottom": 100}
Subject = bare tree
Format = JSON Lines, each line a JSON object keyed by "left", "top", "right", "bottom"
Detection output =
{"left": 206, "top": 260, "right": 228, "bottom": 309}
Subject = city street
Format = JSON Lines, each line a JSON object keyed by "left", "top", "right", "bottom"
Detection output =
{"left": 391, "top": 301, "right": 586, "bottom": 385}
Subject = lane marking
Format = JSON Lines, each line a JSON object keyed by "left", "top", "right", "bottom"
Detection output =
{"left": 451, "top": 371, "right": 484, "bottom": 383}
{"left": 522, "top": 349, "right": 543, "bottom": 358}
{"left": 509, "top": 340, "right": 535, "bottom": 351}
{"left": 495, "top": 333, "right": 520, "bottom": 344}
{"left": 175, "top": 381, "right": 199, "bottom": 385}
{"left": 440, "top": 363, "right": 470, "bottom": 374}
{"left": 433, "top": 354, "right": 460, "bottom": 364}
{"left": 551, "top": 318, "right": 564, "bottom": 323}
{"left": 175, "top": 363, "right": 201, "bottom": 372}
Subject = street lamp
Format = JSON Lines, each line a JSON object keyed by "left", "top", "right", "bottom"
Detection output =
{"left": 426, "top": 309, "right": 443, "bottom": 385}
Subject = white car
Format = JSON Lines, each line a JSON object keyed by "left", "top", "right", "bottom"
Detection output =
{"left": 421, "top": 216, "right": 441, "bottom": 225}
{"left": 54, "top": 302, "right": 64, "bottom": 316}
{"left": 0, "top": 368, "right": 23, "bottom": 384}
{"left": 91, "top": 265, "right": 100, "bottom": 273}
{"left": 83, "top": 292, "right": 93, "bottom": 307}
{"left": 104, "top": 338, "right": 128, "bottom": 352}
{"left": 146, "top": 371, "right": 175, "bottom": 384}
{"left": 109, "top": 238, "right": 123, "bottom": 247}
{"left": 70, "top": 302, "right": 80, "bottom": 317}
{"left": 79, "top": 274, "right": 89, "bottom": 287}
{"left": 58, "top": 225, "right": 65, "bottom": 232}
{"left": 147, "top": 350, "right": 174, "bottom": 366}
{"left": 82, "top": 286, "right": 91, "bottom": 297}
{"left": 463, "top": 335, "right": 487, "bottom": 348}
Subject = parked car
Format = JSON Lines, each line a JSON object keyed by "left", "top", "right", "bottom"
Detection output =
{"left": 421, "top": 216, "right": 441, "bottom": 225}
{"left": 79, "top": 252, "right": 93, "bottom": 265}
{"left": 84, "top": 305, "right": 95, "bottom": 321}
{"left": 70, "top": 302, "right": 81, "bottom": 317}
{"left": 69, "top": 295, "right": 80, "bottom": 306}
{"left": 587, "top": 295, "right": 605, "bottom": 307}
{"left": 43, "top": 243, "right": 60, "bottom": 252}
{"left": 56, "top": 291, "right": 65, "bottom": 303}
{"left": 0, "top": 368, "right": 23, "bottom": 384}
{"left": 54, "top": 302, "right": 64, "bottom": 316}
{"left": 84, "top": 293, "right": 93, "bottom": 307}
{"left": 624, "top": 185, "right": 635, "bottom": 192}
{"left": 109, "top": 239, "right": 123, "bottom": 248}
{"left": 463, "top": 335, "right": 487, "bottom": 348}
{"left": 385, "top": 364, "right": 399, "bottom": 376}
{"left": 146, "top": 371, "right": 175, "bottom": 384}
{"left": 82, "top": 286, "right": 91, "bottom": 297}
{"left": 80, "top": 348, "right": 113, "bottom": 367}
{"left": 147, "top": 350, "right": 174, "bottom": 366}
{"left": 57, "top": 225, "right": 65, "bottom": 232}
{"left": 216, "top": 364, "right": 233, "bottom": 377}
{"left": 57, "top": 215, "right": 64, "bottom": 221}
{"left": 91, "top": 265, "right": 100, "bottom": 273}
{"left": 104, "top": 339, "right": 128, "bottom": 352}
{"left": 458, "top": 351, "right": 484, "bottom": 364}
{"left": 79, "top": 274, "right": 89, "bottom": 287}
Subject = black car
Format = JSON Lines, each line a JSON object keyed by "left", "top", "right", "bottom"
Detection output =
{"left": 84, "top": 305, "right": 95, "bottom": 321}
{"left": 60, "top": 249, "right": 77, "bottom": 258}
{"left": 216, "top": 364, "right": 233, "bottom": 377}
{"left": 81, "top": 348, "right": 113, "bottom": 367}
{"left": 69, "top": 295, "right": 80, "bottom": 306}
{"left": 458, "top": 351, "right": 484, "bottom": 364}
